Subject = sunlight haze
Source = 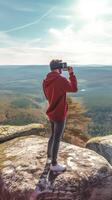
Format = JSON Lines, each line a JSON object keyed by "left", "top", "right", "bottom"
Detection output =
{"left": 0, "top": 0, "right": 112, "bottom": 65}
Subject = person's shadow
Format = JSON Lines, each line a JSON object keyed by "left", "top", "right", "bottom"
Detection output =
{"left": 30, "top": 161, "right": 66, "bottom": 200}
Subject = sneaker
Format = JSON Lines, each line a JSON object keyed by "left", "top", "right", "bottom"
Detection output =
{"left": 46, "top": 158, "right": 52, "bottom": 164}
{"left": 50, "top": 163, "right": 66, "bottom": 172}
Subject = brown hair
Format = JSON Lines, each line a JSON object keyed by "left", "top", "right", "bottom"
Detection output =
{"left": 50, "top": 59, "right": 62, "bottom": 71}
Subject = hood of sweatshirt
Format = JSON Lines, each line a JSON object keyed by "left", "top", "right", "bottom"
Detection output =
{"left": 43, "top": 71, "right": 60, "bottom": 87}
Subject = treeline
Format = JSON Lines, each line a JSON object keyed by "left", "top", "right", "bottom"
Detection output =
{"left": 0, "top": 96, "right": 45, "bottom": 125}
{"left": 0, "top": 94, "right": 111, "bottom": 146}
{"left": 86, "top": 106, "right": 112, "bottom": 136}
{"left": 63, "top": 97, "right": 91, "bottom": 147}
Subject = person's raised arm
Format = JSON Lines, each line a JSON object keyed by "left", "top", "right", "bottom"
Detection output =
{"left": 61, "top": 66, "right": 78, "bottom": 93}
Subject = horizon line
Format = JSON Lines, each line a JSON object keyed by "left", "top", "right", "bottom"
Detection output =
{"left": 0, "top": 64, "right": 112, "bottom": 67}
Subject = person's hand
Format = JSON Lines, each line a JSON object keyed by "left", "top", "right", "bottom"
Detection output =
{"left": 67, "top": 66, "right": 74, "bottom": 74}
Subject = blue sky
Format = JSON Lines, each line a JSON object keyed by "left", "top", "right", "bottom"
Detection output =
{"left": 0, "top": 0, "right": 112, "bottom": 65}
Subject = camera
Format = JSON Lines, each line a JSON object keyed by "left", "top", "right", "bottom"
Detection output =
{"left": 59, "top": 62, "right": 68, "bottom": 71}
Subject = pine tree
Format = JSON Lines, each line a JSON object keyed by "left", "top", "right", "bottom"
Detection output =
{"left": 63, "top": 97, "right": 91, "bottom": 147}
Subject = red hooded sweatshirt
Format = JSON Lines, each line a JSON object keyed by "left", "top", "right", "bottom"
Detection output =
{"left": 42, "top": 71, "right": 78, "bottom": 121}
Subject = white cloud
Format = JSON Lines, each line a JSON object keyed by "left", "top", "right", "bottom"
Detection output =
{"left": 48, "top": 22, "right": 112, "bottom": 64}
{"left": 0, "top": 32, "right": 67, "bottom": 64}
{"left": 0, "top": 21, "right": 112, "bottom": 65}
{"left": 46, "top": 0, "right": 112, "bottom": 65}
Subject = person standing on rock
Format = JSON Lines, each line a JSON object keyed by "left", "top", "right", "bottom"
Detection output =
{"left": 42, "top": 59, "right": 78, "bottom": 172}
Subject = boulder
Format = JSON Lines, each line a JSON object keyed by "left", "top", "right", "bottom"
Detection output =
{"left": 0, "top": 123, "right": 45, "bottom": 143}
{"left": 86, "top": 135, "right": 112, "bottom": 165}
{"left": 0, "top": 135, "right": 112, "bottom": 200}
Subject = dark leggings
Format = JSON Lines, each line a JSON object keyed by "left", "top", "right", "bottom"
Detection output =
{"left": 47, "top": 119, "right": 66, "bottom": 165}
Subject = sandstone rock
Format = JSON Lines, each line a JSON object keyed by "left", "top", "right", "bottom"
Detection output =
{"left": 86, "top": 135, "right": 112, "bottom": 166}
{"left": 0, "top": 124, "right": 45, "bottom": 143}
{"left": 0, "top": 135, "right": 112, "bottom": 200}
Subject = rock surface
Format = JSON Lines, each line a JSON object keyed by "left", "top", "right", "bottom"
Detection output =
{"left": 86, "top": 135, "right": 112, "bottom": 165}
{"left": 0, "top": 123, "right": 45, "bottom": 143}
{"left": 0, "top": 135, "right": 112, "bottom": 200}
